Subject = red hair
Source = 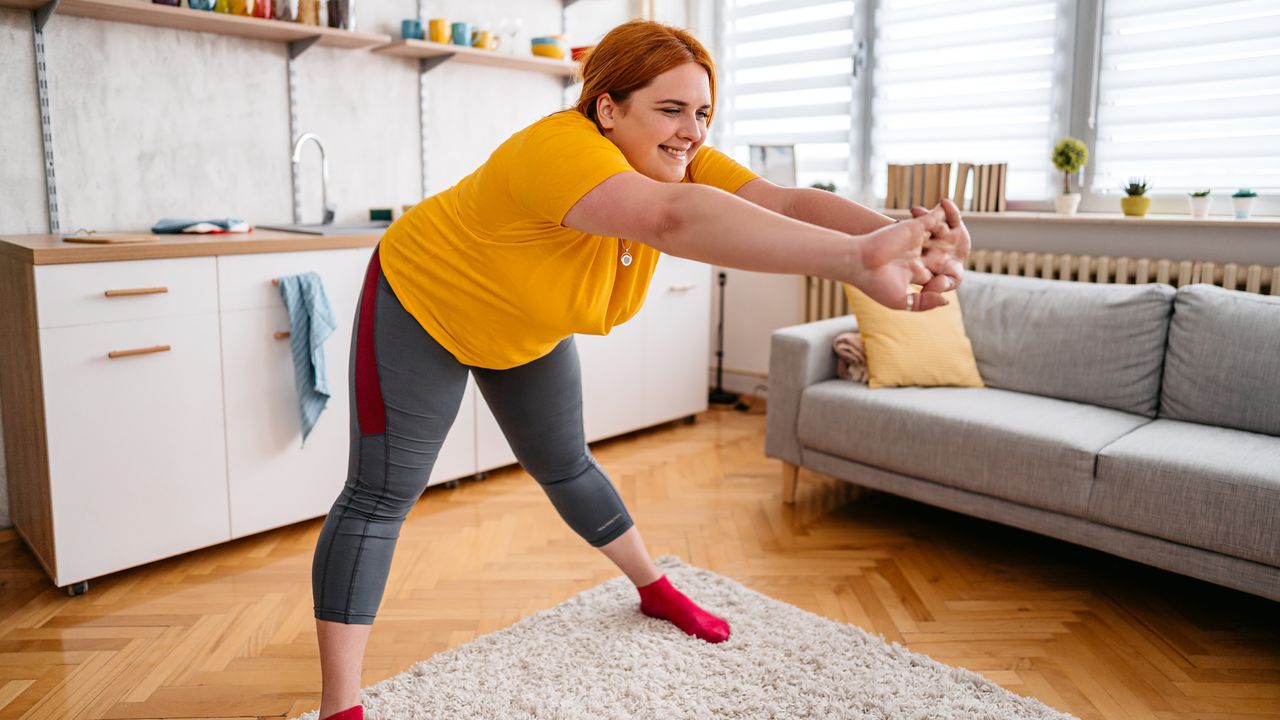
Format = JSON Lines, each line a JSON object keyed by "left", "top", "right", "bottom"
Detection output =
{"left": 574, "top": 20, "right": 717, "bottom": 127}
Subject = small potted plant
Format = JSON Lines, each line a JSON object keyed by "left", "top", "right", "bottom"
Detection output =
{"left": 1121, "top": 177, "right": 1151, "bottom": 217}
{"left": 1051, "top": 137, "right": 1088, "bottom": 215}
{"left": 809, "top": 181, "right": 836, "bottom": 192}
{"left": 1187, "top": 189, "right": 1211, "bottom": 218}
{"left": 1232, "top": 188, "right": 1258, "bottom": 219}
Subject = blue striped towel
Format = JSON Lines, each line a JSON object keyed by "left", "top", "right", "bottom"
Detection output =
{"left": 277, "top": 272, "right": 337, "bottom": 447}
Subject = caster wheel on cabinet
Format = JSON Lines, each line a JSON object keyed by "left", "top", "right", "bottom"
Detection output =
{"left": 445, "top": 480, "right": 460, "bottom": 489}
{"left": 477, "top": 471, "right": 490, "bottom": 481}
{"left": 682, "top": 415, "right": 696, "bottom": 425}
{"left": 66, "top": 581, "right": 88, "bottom": 597}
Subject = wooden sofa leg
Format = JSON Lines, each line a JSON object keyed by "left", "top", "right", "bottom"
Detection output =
{"left": 782, "top": 462, "right": 799, "bottom": 504}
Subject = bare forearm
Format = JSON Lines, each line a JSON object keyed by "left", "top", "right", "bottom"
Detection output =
{"left": 786, "top": 187, "right": 895, "bottom": 236}
{"left": 655, "top": 184, "right": 858, "bottom": 282}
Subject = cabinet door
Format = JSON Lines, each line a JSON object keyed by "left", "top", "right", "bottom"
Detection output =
{"left": 221, "top": 303, "right": 357, "bottom": 538}
{"left": 576, "top": 318, "right": 646, "bottom": 443}
{"left": 222, "top": 303, "right": 476, "bottom": 536}
{"left": 643, "top": 255, "right": 711, "bottom": 426}
{"left": 39, "top": 314, "right": 230, "bottom": 585}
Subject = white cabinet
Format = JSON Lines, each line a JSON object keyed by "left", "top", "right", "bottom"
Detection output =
{"left": 34, "top": 258, "right": 230, "bottom": 586}
{"left": 220, "top": 303, "right": 356, "bottom": 538}
{"left": 576, "top": 317, "right": 646, "bottom": 443}
{"left": 6, "top": 247, "right": 710, "bottom": 590}
{"left": 642, "top": 253, "right": 712, "bottom": 426}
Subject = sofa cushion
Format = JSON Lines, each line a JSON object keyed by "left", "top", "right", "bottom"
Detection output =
{"left": 796, "top": 382, "right": 1150, "bottom": 516}
{"left": 1160, "top": 285, "right": 1280, "bottom": 437}
{"left": 842, "top": 284, "right": 983, "bottom": 389}
{"left": 956, "top": 273, "right": 1175, "bottom": 417}
{"left": 1091, "top": 419, "right": 1280, "bottom": 567}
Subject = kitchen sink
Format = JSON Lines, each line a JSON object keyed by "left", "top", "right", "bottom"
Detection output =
{"left": 259, "top": 221, "right": 390, "bottom": 236}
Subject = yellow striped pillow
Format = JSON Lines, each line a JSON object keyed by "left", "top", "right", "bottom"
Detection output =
{"left": 841, "top": 285, "right": 984, "bottom": 389}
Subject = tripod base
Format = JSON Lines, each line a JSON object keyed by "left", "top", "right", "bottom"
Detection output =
{"left": 708, "top": 387, "right": 740, "bottom": 405}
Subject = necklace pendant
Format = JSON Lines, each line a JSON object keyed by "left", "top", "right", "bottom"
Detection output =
{"left": 620, "top": 251, "right": 633, "bottom": 267}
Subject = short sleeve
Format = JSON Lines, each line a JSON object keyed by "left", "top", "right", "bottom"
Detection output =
{"left": 685, "top": 145, "right": 760, "bottom": 194}
{"left": 505, "top": 112, "right": 637, "bottom": 225}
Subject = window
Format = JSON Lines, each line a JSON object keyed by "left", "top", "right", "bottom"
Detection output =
{"left": 1092, "top": 0, "right": 1280, "bottom": 196}
{"left": 870, "top": 0, "right": 1071, "bottom": 203}
{"left": 717, "top": 0, "right": 858, "bottom": 192}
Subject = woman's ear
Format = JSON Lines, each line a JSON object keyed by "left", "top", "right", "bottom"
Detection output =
{"left": 596, "top": 94, "right": 618, "bottom": 130}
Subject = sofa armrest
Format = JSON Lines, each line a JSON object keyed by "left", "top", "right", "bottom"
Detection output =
{"left": 765, "top": 314, "right": 858, "bottom": 466}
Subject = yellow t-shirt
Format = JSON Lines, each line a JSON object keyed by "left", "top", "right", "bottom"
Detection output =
{"left": 379, "top": 109, "right": 759, "bottom": 369}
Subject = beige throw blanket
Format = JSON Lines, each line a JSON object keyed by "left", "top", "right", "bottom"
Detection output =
{"left": 833, "top": 331, "right": 867, "bottom": 383}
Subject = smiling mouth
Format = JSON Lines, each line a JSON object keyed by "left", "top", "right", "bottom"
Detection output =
{"left": 659, "top": 145, "right": 688, "bottom": 160}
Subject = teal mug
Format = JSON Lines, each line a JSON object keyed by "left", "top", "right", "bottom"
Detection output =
{"left": 451, "top": 22, "right": 471, "bottom": 46}
{"left": 401, "top": 18, "right": 423, "bottom": 40}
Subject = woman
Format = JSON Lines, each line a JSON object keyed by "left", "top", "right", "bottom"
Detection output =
{"left": 311, "top": 19, "right": 969, "bottom": 720}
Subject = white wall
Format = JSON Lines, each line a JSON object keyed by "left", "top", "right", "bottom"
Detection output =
{"left": 0, "top": 0, "right": 642, "bottom": 530}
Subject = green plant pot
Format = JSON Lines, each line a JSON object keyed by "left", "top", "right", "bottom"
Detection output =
{"left": 1121, "top": 196, "right": 1151, "bottom": 217}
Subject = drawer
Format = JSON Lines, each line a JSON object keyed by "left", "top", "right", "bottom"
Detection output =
{"left": 217, "top": 247, "right": 375, "bottom": 312}
{"left": 34, "top": 257, "right": 218, "bottom": 329}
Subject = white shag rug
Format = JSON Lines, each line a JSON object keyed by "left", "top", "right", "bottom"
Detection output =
{"left": 296, "top": 556, "right": 1077, "bottom": 719}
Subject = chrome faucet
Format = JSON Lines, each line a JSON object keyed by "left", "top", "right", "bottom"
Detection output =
{"left": 291, "top": 132, "right": 336, "bottom": 225}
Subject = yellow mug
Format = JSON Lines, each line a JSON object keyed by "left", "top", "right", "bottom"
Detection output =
{"left": 471, "top": 29, "right": 500, "bottom": 51}
{"left": 428, "top": 18, "right": 450, "bottom": 44}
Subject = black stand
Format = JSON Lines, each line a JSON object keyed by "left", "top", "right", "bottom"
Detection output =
{"left": 709, "top": 270, "right": 740, "bottom": 405}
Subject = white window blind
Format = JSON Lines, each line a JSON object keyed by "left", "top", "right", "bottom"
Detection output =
{"left": 1092, "top": 0, "right": 1280, "bottom": 195}
{"left": 870, "top": 0, "right": 1069, "bottom": 203}
{"left": 719, "top": 0, "right": 858, "bottom": 191}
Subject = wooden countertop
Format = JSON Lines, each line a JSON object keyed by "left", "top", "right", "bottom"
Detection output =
{"left": 0, "top": 231, "right": 381, "bottom": 266}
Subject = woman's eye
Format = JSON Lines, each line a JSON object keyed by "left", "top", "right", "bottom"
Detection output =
{"left": 662, "top": 108, "right": 680, "bottom": 115}
{"left": 696, "top": 112, "right": 709, "bottom": 120}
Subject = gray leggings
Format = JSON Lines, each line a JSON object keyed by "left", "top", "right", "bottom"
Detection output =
{"left": 312, "top": 247, "right": 634, "bottom": 624}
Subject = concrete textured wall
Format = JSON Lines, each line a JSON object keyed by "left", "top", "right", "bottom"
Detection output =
{"left": 0, "top": 0, "right": 642, "bottom": 530}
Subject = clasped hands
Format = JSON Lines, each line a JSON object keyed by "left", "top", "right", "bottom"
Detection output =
{"left": 858, "top": 197, "right": 971, "bottom": 312}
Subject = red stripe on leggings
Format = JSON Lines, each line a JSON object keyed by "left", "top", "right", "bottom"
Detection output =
{"left": 355, "top": 248, "right": 386, "bottom": 435}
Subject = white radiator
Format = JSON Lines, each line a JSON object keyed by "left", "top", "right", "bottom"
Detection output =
{"left": 804, "top": 251, "right": 1280, "bottom": 323}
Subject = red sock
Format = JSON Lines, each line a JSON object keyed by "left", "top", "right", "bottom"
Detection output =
{"left": 320, "top": 705, "right": 362, "bottom": 720}
{"left": 637, "top": 575, "right": 730, "bottom": 643}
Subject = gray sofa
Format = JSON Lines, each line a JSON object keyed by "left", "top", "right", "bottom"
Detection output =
{"left": 766, "top": 272, "right": 1280, "bottom": 602}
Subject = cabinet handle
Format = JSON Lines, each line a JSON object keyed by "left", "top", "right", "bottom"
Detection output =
{"left": 668, "top": 283, "right": 696, "bottom": 292}
{"left": 107, "top": 344, "right": 171, "bottom": 359}
{"left": 273, "top": 331, "right": 291, "bottom": 340}
{"left": 104, "top": 286, "right": 168, "bottom": 297}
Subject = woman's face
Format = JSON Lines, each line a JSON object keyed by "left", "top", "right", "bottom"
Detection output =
{"left": 596, "top": 62, "right": 711, "bottom": 183}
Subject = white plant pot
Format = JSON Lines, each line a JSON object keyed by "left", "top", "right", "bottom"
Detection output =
{"left": 1188, "top": 195, "right": 1211, "bottom": 218}
{"left": 1232, "top": 196, "right": 1256, "bottom": 219}
{"left": 1054, "top": 193, "right": 1081, "bottom": 215}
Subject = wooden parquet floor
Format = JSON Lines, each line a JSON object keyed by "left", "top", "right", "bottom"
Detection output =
{"left": 0, "top": 404, "right": 1277, "bottom": 720}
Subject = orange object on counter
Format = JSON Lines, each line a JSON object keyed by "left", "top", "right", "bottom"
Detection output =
{"left": 230, "top": 0, "right": 253, "bottom": 15}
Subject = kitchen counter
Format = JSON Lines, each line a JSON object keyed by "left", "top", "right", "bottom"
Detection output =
{"left": 0, "top": 231, "right": 382, "bottom": 265}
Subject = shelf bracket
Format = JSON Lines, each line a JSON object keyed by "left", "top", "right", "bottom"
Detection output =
{"left": 35, "top": 0, "right": 59, "bottom": 32}
{"left": 418, "top": 55, "right": 452, "bottom": 74}
{"left": 33, "top": 0, "right": 62, "bottom": 233}
{"left": 288, "top": 35, "right": 321, "bottom": 60}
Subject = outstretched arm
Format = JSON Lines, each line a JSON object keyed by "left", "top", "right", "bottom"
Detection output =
{"left": 736, "top": 178, "right": 896, "bottom": 237}
{"left": 562, "top": 171, "right": 952, "bottom": 311}
{"left": 737, "top": 178, "right": 970, "bottom": 294}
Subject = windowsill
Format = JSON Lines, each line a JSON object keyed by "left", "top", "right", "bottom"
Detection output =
{"left": 879, "top": 208, "right": 1280, "bottom": 229}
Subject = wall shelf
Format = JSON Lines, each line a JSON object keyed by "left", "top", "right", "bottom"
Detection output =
{"left": 372, "top": 38, "right": 579, "bottom": 78}
{"left": 0, "top": 0, "right": 390, "bottom": 49}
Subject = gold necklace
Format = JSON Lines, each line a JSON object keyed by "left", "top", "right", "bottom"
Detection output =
{"left": 619, "top": 238, "right": 633, "bottom": 267}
